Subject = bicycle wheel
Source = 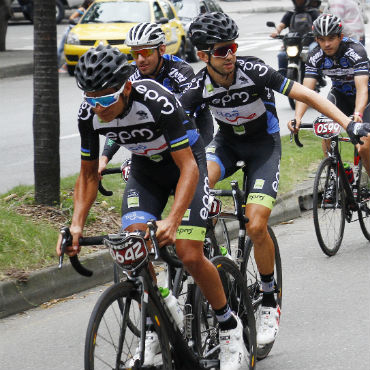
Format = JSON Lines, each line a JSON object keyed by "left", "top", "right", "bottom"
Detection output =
{"left": 240, "top": 226, "right": 282, "bottom": 360}
{"left": 193, "top": 256, "right": 257, "bottom": 369}
{"left": 84, "top": 281, "right": 173, "bottom": 370}
{"left": 313, "top": 157, "right": 345, "bottom": 256}
{"left": 357, "top": 160, "right": 370, "bottom": 240}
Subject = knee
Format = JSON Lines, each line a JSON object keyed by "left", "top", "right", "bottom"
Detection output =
{"left": 246, "top": 220, "right": 268, "bottom": 243}
{"left": 178, "top": 250, "right": 204, "bottom": 273}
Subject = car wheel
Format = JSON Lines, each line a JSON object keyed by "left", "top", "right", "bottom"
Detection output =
{"left": 187, "top": 44, "right": 199, "bottom": 63}
{"left": 67, "top": 65, "right": 75, "bottom": 77}
{"left": 56, "top": 0, "right": 65, "bottom": 24}
{"left": 22, "top": 2, "right": 34, "bottom": 23}
{"left": 175, "top": 39, "right": 186, "bottom": 61}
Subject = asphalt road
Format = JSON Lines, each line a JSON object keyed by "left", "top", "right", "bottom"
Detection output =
{"left": 0, "top": 210, "right": 369, "bottom": 370}
{"left": 1, "top": 11, "right": 326, "bottom": 194}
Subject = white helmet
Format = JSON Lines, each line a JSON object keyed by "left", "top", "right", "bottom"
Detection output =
{"left": 126, "top": 23, "right": 165, "bottom": 47}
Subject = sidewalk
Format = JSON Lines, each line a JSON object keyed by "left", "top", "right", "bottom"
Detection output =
{"left": 0, "top": 0, "right": 292, "bottom": 79}
{"left": 0, "top": 177, "right": 315, "bottom": 319}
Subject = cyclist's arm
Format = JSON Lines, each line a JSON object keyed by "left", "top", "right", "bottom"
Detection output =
{"left": 289, "top": 77, "right": 317, "bottom": 131}
{"left": 99, "top": 137, "right": 120, "bottom": 175}
{"left": 56, "top": 159, "right": 99, "bottom": 257}
{"left": 288, "top": 81, "right": 351, "bottom": 129}
{"left": 354, "top": 74, "right": 369, "bottom": 122}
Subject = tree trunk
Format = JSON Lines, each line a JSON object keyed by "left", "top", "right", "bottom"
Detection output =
{"left": 33, "top": 0, "right": 60, "bottom": 205}
{"left": 0, "top": 0, "right": 11, "bottom": 51}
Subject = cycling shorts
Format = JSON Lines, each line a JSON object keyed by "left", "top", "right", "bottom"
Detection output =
{"left": 121, "top": 153, "right": 209, "bottom": 242}
{"left": 206, "top": 132, "right": 281, "bottom": 210}
{"left": 327, "top": 89, "right": 370, "bottom": 121}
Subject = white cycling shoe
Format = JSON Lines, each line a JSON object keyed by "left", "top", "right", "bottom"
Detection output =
{"left": 128, "top": 330, "right": 161, "bottom": 367}
{"left": 219, "top": 314, "right": 250, "bottom": 370}
{"left": 256, "top": 305, "right": 281, "bottom": 345}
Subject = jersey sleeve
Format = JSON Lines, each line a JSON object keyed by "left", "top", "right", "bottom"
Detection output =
{"left": 77, "top": 102, "right": 100, "bottom": 161}
{"left": 101, "top": 137, "right": 120, "bottom": 161}
{"left": 179, "top": 71, "right": 206, "bottom": 117}
{"left": 241, "top": 58, "right": 294, "bottom": 96}
{"left": 176, "top": 60, "right": 196, "bottom": 94}
{"left": 349, "top": 43, "right": 370, "bottom": 76}
{"left": 304, "top": 48, "right": 322, "bottom": 79}
{"left": 160, "top": 97, "right": 193, "bottom": 152}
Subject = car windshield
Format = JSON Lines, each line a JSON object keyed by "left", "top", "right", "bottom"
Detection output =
{"left": 174, "top": 1, "right": 198, "bottom": 20}
{"left": 81, "top": 1, "right": 151, "bottom": 24}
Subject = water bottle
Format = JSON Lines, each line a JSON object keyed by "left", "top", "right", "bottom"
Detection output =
{"left": 159, "top": 287, "right": 183, "bottom": 329}
{"left": 220, "top": 246, "right": 233, "bottom": 260}
{"left": 343, "top": 163, "right": 354, "bottom": 185}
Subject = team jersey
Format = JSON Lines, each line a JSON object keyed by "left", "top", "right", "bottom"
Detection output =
{"left": 129, "top": 54, "right": 194, "bottom": 98}
{"left": 180, "top": 56, "right": 294, "bottom": 140}
{"left": 78, "top": 79, "right": 201, "bottom": 163}
{"left": 305, "top": 38, "right": 370, "bottom": 95}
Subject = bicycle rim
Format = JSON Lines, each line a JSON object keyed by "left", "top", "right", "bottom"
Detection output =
{"left": 241, "top": 226, "right": 282, "bottom": 360}
{"left": 84, "top": 281, "right": 173, "bottom": 370}
{"left": 193, "top": 257, "right": 257, "bottom": 369}
{"left": 357, "top": 160, "right": 370, "bottom": 240}
{"left": 313, "top": 157, "right": 345, "bottom": 256}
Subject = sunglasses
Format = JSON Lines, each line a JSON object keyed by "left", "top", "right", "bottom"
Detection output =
{"left": 84, "top": 83, "right": 126, "bottom": 108}
{"left": 130, "top": 46, "right": 158, "bottom": 59}
{"left": 208, "top": 43, "right": 238, "bottom": 58}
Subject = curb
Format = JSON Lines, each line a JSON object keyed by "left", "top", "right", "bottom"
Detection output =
{"left": 0, "top": 181, "right": 314, "bottom": 319}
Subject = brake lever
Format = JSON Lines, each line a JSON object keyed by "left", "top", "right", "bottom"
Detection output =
{"left": 58, "top": 226, "right": 72, "bottom": 269}
{"left": 147, "top": 220, "right": 160, "bottom": 260}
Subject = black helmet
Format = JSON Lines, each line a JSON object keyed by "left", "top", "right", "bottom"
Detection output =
{"left": 312, "top": 14, "right": 342, "bottom": 36}
{"left": 189, "top": 12, "right": 239, "bottom": 47}
{"left": 75, "top": 43, "right": 133, "bottom": 92}
{"left": 292, "top": 0, "right": 310, "bottom": 10}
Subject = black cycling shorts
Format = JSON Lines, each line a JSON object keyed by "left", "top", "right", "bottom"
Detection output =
{"left": 328, "top": 89, "right": 370, "bottom": 121}
{"left": 121, "top": 152, "right": 209, "bottom": 242}
{"left": 206, "top": 132, "right": 281, "bottom": 209}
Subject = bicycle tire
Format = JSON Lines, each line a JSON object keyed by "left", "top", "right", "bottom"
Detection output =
{"left": 193, "top": 256, "right": 257, "bottom": 369}
{"left": 240, "top": 226, "right": 282, "bottom": 360}
{"left": 313, "top": 157, "right": 345, "bottom": 256}
{"left": 113, "top": 264, "right": 141, "bottom": 338}
{"left": 357, "top": 160, "right": 370, "bottom": 240}
{"left": 84, "top": 281, "right": 173, "bottom": 370}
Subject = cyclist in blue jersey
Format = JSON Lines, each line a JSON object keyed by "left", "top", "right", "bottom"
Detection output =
{"left": 290, "top": 14, "right": 370, "bottom": 175}
{"left": 181, "top": 11, "right": 370, "bottom": 347}
{"left": 98, "top": 22, "right": 214, "bottom": 174}
{"left": 55, "top": 44, "right": 250, "bottom": 370}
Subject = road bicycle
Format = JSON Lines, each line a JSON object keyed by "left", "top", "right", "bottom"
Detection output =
{"left": 98, "top": 161, "right": 281, "bottom": 360}
{"left": 206, "top": 163, "right": 282, "bottom": 360}
{"left": 59, "top": 220, "right": 257, "bottom": 370}
{"left": 292, "top": 116, "right": 370, "bottom": 256}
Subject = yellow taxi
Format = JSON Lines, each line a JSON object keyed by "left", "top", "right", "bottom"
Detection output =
{"left": 64, "top": 0, "right": 186, "bottom": 75}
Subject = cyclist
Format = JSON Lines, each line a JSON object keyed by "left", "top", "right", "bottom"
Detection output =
{"left": 98, "top": 22, "right": 214, "bottom": 174}
{"left": 181, "top": 11, "right": 370, "bottom": 346}
{"left": 55, "top": 44, "right": 250, "bottom": 369}
{"left": 289, "top": 14, "right": 370, "bottom": 175}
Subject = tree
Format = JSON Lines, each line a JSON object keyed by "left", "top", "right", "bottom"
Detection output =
{"left": 33, "top": 0, "right": 60, "bottom": 205}
{"left": 0, "top": 0, "right": 11, "bottom": 51}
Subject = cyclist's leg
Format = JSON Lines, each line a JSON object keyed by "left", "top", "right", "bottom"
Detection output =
{"left": 243, "top": 133, "right": 281, "bottom": 345}
{"left": 357, "top": 98, "right": 370, "bottom": 176}
{"left": 206, "top": 132, "right": 239, "bottom": 188}
{"left": 176, "top": 153, "right": 250, "bottom": 368}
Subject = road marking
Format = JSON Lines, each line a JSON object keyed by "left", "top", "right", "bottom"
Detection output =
{"left": 60, "top": 133, "right": 79, "bottom": 140}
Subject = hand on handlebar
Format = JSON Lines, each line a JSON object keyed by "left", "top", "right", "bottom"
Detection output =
{"left": 346, "top": 121, "right": 370, "bottom": 145}
{"left": 270, "top": 32, "right": 279, "bottom": 38}
{"left": 98, "top": 156, "right": 109, "bottom": 180}
{"left": 145, "top": 218, "right": 178, "bottom": 248}
{"left": 56, "top": 225, "right": 82, "bottom": 257}
{"left": 288, "top": 118, "right": 301, "bottom": 134}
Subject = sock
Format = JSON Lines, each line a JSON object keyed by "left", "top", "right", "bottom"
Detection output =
{"left": 260, "top": 272, "right": 277, "bottom": 308}
{"left": 214, "top": 304, "right": 237, "bottom": 330}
